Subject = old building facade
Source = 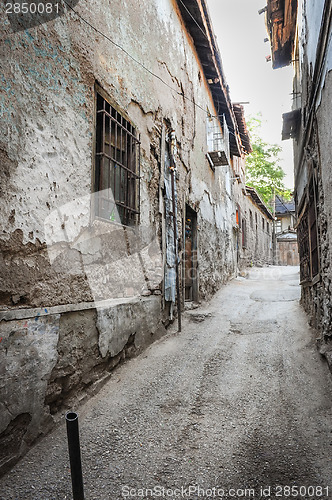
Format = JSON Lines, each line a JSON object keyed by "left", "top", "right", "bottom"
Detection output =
{"left": 0, "top": 0, "right": 273, "bottom": 472}
{"left": 266, "top": 0, "right": 332, "bottom": 354}
{"left": 275, "top": 196, "right": 299, "bottom": 266}
{"left": 233, "top": 180, "right": 274, "bottom": 268}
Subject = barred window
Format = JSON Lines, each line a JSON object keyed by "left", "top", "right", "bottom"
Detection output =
{"left": 298, "top": 206, "right": 310, "bottom": 282}
{"left": 308, "top": 177, "right": 319, "bottom": 278}
{"left": 95, "top": 92, "right": 140, "bottom": 225}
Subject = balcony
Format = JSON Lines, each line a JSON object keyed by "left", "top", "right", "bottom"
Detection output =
{"left": 206, "top": 115, "right": 230, "bottom": 168}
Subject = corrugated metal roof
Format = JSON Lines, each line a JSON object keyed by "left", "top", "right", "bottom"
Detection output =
{"left": 275, "top": 195, "right": 295, "bottom": 214}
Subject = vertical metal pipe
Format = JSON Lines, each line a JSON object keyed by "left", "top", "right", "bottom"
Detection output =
{"left": 170, "top": 167, "right": 181, "bottom": 332}
{"left": 65, "top": 411, "right": 85, "bottom": 500}
{"left": 273, "top": 187, "right": 277, "bottom": 265}
{"left": 169, "top": 131, "right": 182, "bottom": 332}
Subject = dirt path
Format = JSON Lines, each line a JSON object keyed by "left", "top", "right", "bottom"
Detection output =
{"left": 1, "top": 266, "right": 332, "bottom": 500}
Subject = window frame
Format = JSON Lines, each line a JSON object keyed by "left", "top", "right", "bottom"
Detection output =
{"left": 298, "top": 173, "right": 320, "bottom": 284}
{"left": 93, "top": 86, "right": 140, "bottom": 226}
{"left": 276, "top": 219, "right": 282, "bottom": 233}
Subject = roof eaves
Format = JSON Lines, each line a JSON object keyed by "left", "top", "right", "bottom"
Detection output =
{"left": 175, "top": 0, "right": 243, "bottom": 157}
{"left": 266, "top": 0, "right": 298, "bottom": 69}
{"left": 232, "top": 103, "right": 252, "bottom": 154}
{"left": 245, "top": 185, "right": 274, "bottom": 220}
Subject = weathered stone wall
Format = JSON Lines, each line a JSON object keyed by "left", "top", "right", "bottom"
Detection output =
{"left": 292, "top": 0, "right": 332, "bottom": 352}
{"left": 232, "top": 181, "right": 273, "bottom": 269}
{"left": 0, "top": 0, "right": 236, "bottom": 306}
{"left": 303, "top": 71, "right": 332, "bottom": 342}
{"left": 190, "top": 175, "right": 235, "bottom": 298}
{"left": 0, "top": 0, "right": 240, "bottom": 473}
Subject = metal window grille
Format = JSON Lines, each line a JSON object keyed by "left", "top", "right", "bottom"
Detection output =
{"left": 95, "top": 93, "right": 140, "bottom": 225}
{"left": 298, "top": 206, "right": 310, "bottom": 282}
{"left": 308, "top": 178, "right": 319, "bottom": 278}
{"left": 206, "top": 115, "right": 230, "bottom": 167}
{"left": 298, "top": 176, "right": 319, "bottom": 283}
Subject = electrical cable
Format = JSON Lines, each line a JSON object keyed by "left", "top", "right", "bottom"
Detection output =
{"left": 275, "top": 194, "right": 295, "bottom": 217}
{"left": 63, "top": 0, "right": 213, "bottom": 117}
{"left": 62, "top": 1, "right": 251, "bottom": 148}
{"left": 177, "top": 0, "right": 210, "bottom": 41}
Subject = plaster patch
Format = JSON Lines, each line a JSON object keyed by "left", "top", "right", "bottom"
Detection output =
{"left": 0, "top": 315, "right": 60, "bottom": 434}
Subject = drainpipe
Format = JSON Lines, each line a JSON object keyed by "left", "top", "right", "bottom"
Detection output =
{"left": 169, "top": 130, "right": 182, "bottom": 332}
{"left": 273, "top": 187, "right": 277, "bottom": 265}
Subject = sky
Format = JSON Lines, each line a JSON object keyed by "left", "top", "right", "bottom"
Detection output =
{"left": 206, "top": 0, "right": 295, "bottom": 188}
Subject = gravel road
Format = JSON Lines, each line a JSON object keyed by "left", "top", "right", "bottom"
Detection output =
{"left": 1, "top": 266, "right": 332, "bottom": 500}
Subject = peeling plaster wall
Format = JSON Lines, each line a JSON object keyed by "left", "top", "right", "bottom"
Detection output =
{"left": 303, "top": 0, "right": 326, "bottom": 71}
{"left": 188, "top": 173, "right": 235, "bottom": 298}
{"left": 301, "top": 0, "right": 332, "bottom": 109}
{"left": 0, "top": 0, "right": 235, "bottom": 307}
{"left": 0, "top": 315, "right": 59, "bottom": 473}
{"left": 0, "top": 0, "right": 242, "bottom": 472}
{"left": 0, "top": 297, "right": 165, "bottom": 475}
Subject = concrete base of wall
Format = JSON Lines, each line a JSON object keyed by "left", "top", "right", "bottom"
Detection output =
{"left": 0, "top": 295, "right": 167, "bottom": 477}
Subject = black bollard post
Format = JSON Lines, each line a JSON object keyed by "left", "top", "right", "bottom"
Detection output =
{"left": 65, "top": 411, "right": 85, "bottom": 500}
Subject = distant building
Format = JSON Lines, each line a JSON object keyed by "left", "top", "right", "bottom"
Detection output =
{"left": 275, "top": 196, "right": 296, "bottom": 234}
{"left": 275, "top": 196, "right": 299, "bottom": 266}
{"left": 236, "top": 185, "right": 274, "bottom": 268}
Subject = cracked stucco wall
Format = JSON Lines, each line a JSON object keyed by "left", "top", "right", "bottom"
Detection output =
{"left": 0, "top": 0, "right": 235, "bottom": 308}
{"left": 0, "top": 0, "right": 239, "bottom": 472}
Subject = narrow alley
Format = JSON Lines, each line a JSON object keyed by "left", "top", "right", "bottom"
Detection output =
{"left": 1, "top": 266, "right": 331, "bottom": 500}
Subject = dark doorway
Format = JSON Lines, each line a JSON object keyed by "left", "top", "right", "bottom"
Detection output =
{"left": 184, "top": 205, "right": 198, "bottom": 301}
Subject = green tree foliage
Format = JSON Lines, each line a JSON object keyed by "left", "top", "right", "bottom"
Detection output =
{"left": 245, "top": 115, "right": 292, "bottom": 210}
